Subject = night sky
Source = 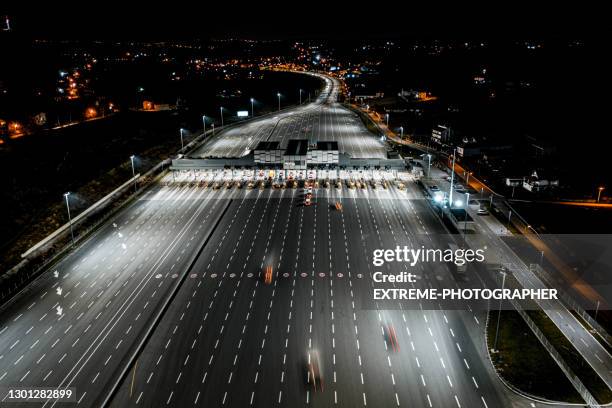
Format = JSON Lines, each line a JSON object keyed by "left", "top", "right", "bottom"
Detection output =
{"left": 5, "top": 3, "right": 608, "bottom": 40}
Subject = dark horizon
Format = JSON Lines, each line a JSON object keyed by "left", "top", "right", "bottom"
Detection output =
{"left": 4, "top": 5, "right": 610, "bottom": 41}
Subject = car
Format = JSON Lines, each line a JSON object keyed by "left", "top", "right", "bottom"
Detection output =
{"left": 307, "top": 350, "right": 324, "bottom": 392}
{"left": 430, "top": 185, "right": 439, "bottom": 191}
{"left": 264, "top": 266, "right": 273, "bottom": 285}
{"left": 383, "top": 323, "right": 399, "bottom": 352}
{"left": 397, "top": 182, "right": 405, "bottom": 190}
{"left": 477, "top": 208, "right": 489, "bottom": 215}
{"left": 335, "top": 202, "right": 343, "bottom": 212}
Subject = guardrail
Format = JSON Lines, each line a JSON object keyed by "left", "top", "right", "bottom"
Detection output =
{"left": 1, "top": 71, "right": 329, "bottom": 305}
{"left": 20, "top": 174, "right": 140, "bottom": 259}
{"left": 530, "top": 263, "right": 612, "bottom": 348}
{"left": 1, "top": 159, "right": 169, "bottom": 304}
{"left": 491, "top": 270, "right": 599, "bottom": 407}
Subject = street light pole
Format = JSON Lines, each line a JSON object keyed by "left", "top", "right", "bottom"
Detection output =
{"left": 220, "top": 107, "right": 224, "bottom": 127}
{"left": 64, "top": 192, "right": 75, "bottom": 246}
{"left": 464, "top": 192, "right": 470, "bottom": 232}
{"left": 250, "top": 98, "right": 254, "bottom": 117}
{"left": 179, "top": 128, "right": 184, "bottom": 151}
{"left": 299, "top": 89, "right": 303, "bottom": 105}
{"left": 449, "top": 148, "right": 456, "bottom": 208}
{"left": 493, "top": 269, "right": 507, "bottom": 352}
{"left": 427, "top": 154, "right": 432, "bottom": 178}
{"left": 130, "top": 155, "right": 136, "bottom": 193}
{"left": 385, "top": 113, "right": 389, "bottom": 127}
{"left": 202, "top": 115, "right": 206, "bottom": 134}
{"left": 597, "top": 186, "right": 605, "bottom": 203}
{"left": 277, "top": 93, "right": 281, "bottom": 111}
{"left": 399, "top": 126, "right": 403, "bottom": 139}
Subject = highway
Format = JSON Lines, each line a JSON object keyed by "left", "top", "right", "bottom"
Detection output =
{"left": 191, "top": 74, "right": 388, "bottom": 159}
{"left": 428, "top": 165, "right": 612, "bottom": 393}
{"left": 0, "top": 72, "right": 555, "bottom": 408}
{"left": 109, "top": 180, "right": 512, "bottom": 408}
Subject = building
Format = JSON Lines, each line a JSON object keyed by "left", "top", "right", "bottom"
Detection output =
{"left": 526, "top": 136, "right": 556, "bottom": 158}
{"left": 308, "top": 141, "right": 339, "bottom": 166}
{"left": 283, "top": 139, "right": 309, "bottom": 169}
{"left": 522, "top": 170, "right": 559, "bottom": 192}
{"left": 254, "top": 141, "right": 282, "bottom": 165}
{"left": 456, "top": 140, "right": 513, "bottom": 158}
{"left": 253, "top": 140, "right": 340, "bottom": 169}
{"left": 431, "top": 125, "right": 453, "bottom": 145}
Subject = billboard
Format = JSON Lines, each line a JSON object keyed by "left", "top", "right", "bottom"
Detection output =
{"left": 237, "top": 111, "right": 249, "bottom": 117}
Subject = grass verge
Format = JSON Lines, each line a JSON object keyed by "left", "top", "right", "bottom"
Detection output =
{"left": 487, "top": 309, "right": 584, "bottom": 404}
{"left": 526, "top": 309, "right": 612, "bottom": 404}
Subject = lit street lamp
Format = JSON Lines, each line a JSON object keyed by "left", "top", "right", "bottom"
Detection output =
{"left": 179, "top": 128, "right": 185, "bottom": 151}
{"left": 277, "top": 93, "right": 281, "bottom": 111}
{"left": 64, "top": 192, "right": 74, "bottom": 246}
{"left": 202, "top": 115, "right": 206, "bottom": 134}
{"left": 130, "top": 155, "right": 136, "bottom": 193}
{"left": 250, "top": 98, "right": 254, "bottom": 117}
{"left": 597, "top": 186, "right": 605, "bottom": 203}
{"left": 427, "top": 154, "right": 432, "bottom": 178}
{"left": 385, "top": 113, "right": 389, "bottom": 127}
{"left": 399, "top": 126, "right": 403, "bottom": 139}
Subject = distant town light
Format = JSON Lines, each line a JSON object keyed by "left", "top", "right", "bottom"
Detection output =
{"left": 85, "top": 107, "right": 97, "bottom": 119}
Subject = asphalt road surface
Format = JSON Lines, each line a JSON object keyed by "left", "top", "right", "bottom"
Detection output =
{"left": 109, "top": 182, "right": 514, "bottom": 408}
{"left": 191, "top": 74, "right": 388, "bottom": 160}
{"left": 0, "top": 73, "right": 565, "bottom": 408}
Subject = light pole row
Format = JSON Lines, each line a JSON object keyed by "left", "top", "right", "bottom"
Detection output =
{"left": 64, "top": 153, "right": 138, "bottom": 248}
{"left": 199, "top": 89, "right": 303, "bottom": 133}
